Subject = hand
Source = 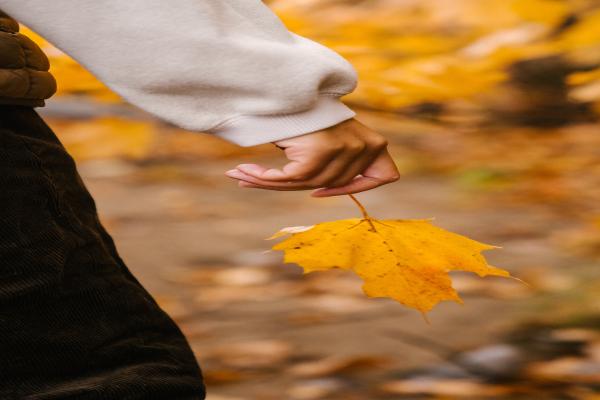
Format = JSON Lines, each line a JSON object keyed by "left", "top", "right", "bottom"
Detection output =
{"left": 225, "top": 118, "right": 400, "bottom": 197}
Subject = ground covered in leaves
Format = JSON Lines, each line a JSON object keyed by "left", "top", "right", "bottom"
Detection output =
{"left": 39, "top": 104, "right": 600, "bottom": 400}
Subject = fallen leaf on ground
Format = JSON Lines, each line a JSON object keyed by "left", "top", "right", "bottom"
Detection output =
{"left": 380, "top": 377, "right": 513, "bottom": 396}
{"left": 286, "top": 378, "right": 346, "bottom": 399}
{"left": 525, "top": 357, "right": 600, "bottom": 383}
{"left": 270, "top": 195, "right": 512, "bottom": 314}
{"left": 288, "top": 355, "right": 388, "bottom": 378}
{"left": 210, "top": 340, "right": 292, "bottom": 369}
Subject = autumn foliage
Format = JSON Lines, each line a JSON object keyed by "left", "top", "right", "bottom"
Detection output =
{"left": 271, "top": 195, "right": 511, "bottom": 313}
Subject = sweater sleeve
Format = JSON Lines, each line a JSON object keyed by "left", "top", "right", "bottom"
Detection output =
{"left": 0, "top": 1, "right": 358, "bottom": 146}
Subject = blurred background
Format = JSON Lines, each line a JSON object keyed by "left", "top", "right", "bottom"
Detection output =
{"left": 24, "top": 0, "right": 600, "bottom": 398}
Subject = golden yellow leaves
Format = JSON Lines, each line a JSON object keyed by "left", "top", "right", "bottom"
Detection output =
{"left": 272, "top": 0, "right": 600, "bottom": 112}
{"left": 46, "top": 118, "right": 155, "bottom": 161}
{"left": 270, "top": 196, "right": 511, "bottom": 314}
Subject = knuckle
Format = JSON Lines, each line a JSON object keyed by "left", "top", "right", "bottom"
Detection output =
{"left": 347, "top": 141, "right": 366, "bottom": 153}
{"left": 325, "top": 141, "right": 345, "bottom": 153}
{"left": 370, "top": 137, "right": 388, "bottom": 149}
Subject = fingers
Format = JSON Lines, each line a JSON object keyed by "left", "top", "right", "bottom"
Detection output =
{"left": 234, "top": 132, "right": 346, "bottom": 184}
{"left": 229, "top": 150, "right": 400, "bottom": 195}
{"left": 226, "top": 139, "right": 387, "bottom": 190}
{"left": 312, "top": 176, "right": 383, "bottom": 196}
{"left": 237, "top": 151, "right": 337, "bottom": 184}
{"left": 227, "top": 142, "right": 369, "bottom": 190}
{"left": 323, "top": 140, "right": 384, "bottom": 188}
{"left": 227, "top": 168, "right": 315, "bottom": 191}
{"left": 311, "top": 151, "right": 400, "bottom": 197}
{"left": 225, "top": 118, "right": 400, "bottom": 195}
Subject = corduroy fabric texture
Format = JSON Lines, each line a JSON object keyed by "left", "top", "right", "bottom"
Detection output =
{"left": 0, "top": 106, "right": 205, "bottom": 399}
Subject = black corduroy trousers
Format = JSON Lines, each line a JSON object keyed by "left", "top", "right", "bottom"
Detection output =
{"left": 0, "top": 106, "right": 205, "bottom": 399}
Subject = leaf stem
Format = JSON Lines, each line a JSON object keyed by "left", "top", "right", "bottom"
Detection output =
{"left": 348, "top": 194, "right": 369, "bottom": 219}
{"left": 348, "top": 194, "right": 377, "bottom": 231}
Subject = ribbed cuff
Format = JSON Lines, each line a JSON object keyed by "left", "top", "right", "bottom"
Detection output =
{"left": 208, "top": 96, "right": 356, "bottom": 147}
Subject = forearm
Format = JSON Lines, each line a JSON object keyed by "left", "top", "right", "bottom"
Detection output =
{"left": 0, "top": 0, "right": 358, "bottom": 146}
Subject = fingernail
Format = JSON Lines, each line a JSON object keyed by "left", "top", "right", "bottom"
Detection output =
{"left": 225, "top": 169, "right": 244, "bottom": 178}
{"left": 237, "top": 164, "right": 261, "bottom": 174}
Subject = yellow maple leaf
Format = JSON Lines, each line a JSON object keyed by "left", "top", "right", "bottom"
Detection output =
{"left": 270, "top": 195, "right": 511, "bottom": 314}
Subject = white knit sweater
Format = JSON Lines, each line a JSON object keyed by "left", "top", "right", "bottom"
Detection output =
{"left": 0, "top": 1, "right": 358, "bottom": 146}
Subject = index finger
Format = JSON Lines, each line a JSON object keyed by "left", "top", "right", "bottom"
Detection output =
{"left": 311, "top": 151, "right": 400, "bottom": 197}
{"left": 235, "top": 150, "right": 337, "bottom": 182}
